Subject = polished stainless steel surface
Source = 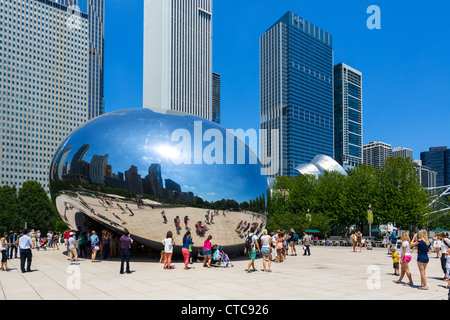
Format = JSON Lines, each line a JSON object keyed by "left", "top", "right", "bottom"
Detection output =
{"left": 50, "top": 109, "right": 269, "bottom": 253}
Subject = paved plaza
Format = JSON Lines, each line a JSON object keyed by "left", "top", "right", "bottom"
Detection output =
{"left": 0, "top": 245, "right": 448, "bottom": 300}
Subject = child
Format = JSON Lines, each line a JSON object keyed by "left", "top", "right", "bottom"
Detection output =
{"left": 391, "top": 247, "right": 400, "bottom": 276}
{"left": 159, "top": 250, "right": 166, "bottom": 264}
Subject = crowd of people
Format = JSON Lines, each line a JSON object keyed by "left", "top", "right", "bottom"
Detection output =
{"left": 2, "top": 220, "right": 449, "bottom": 297}
{"left": 391, "top": 230, "right": 450, "bottom": 291}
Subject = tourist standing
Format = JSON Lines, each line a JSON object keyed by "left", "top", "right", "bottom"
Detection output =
{"left": 288, "top": 228, "right": 297, "bottom": 256}
{"left": 438, "top": 232, "right": 450, "bottom": 280}
{"left": 182, "top": 231, "right": 194, "bottom": 270}
{"left": 162, "top": 231, "right": 174, "bottom": 269}
{"left": 352, "top": 232, "right": 357, "bottom": 252}
{"left": 78, "top": 231, "right": 87, "bottom": 258}
{"left": 8, "top": 231, "right": 18, "bottom": 259}
{"left": 119, "top": 232, "right": 133, "bottom": 274}
{"left": 260, "top": 229, "right": 272, "bottom": 272}
{"left": 68, "top": 232, "right": 78, "bottom": 263}
{"left": 390, "top": 228, "right": 398, "bottom": 249}
{"left": 244, "top": 227, "right": 260, "bottom": 273}
{"left": 445, "top": 249, "right": 450, "bottom": 289}
{"left": 432, "top": 231, "right": 442, "bottom": 259}
{"left": 391, "top": 248, "right": 400, "bottom": 276}
{"left": 1, "top": 233, "right": 10, "bottom": 271}
{"left": 386, "top": 231, "right": 392, "bottom": 254}
{"left": 102, "top": 230, "right": 110, "bottom": 260}
{"left": 202, "top": 235, "right": 213, "bottom": 268}
{"left": 411, "top": 230, "right": 431, "bottom": 290}
{"left": 396, "top": 233, "right": 413, "bottom": 286}
{"left": 18, "top": 229, "right": 34, "bottom": 273}
{"left": 161, "top": 211, "right": 167, "bottom": 224}
{"left": 356, "top": 231, "right": 363, "bottom": 252}
{"left": 90, "top": 231, "right": 100, "bottom": 262}
{"left": 302, "top": 232, "right": 312, "bottom": 256}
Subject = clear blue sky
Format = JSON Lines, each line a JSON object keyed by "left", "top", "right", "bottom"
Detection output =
{"left": 104, "top": 0, "right": 450, "bottom": 160}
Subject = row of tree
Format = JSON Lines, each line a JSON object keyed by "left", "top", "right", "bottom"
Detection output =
{"left": 267, "top": 157, "right": 432, "bottom": 236}
{"left": 0, "top": 181, "right": 60, "bottom": 233}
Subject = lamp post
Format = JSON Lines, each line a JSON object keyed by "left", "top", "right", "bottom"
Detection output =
{"left": 367, "top": 205, "right": 373, "bottom": 250}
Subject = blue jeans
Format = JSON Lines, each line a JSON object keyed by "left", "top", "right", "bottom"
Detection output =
{"left": 9, "top": 245, "right": 17, "bottom": 258}
{"left": 120, "top": 249, "right": 130, "bottom": 273}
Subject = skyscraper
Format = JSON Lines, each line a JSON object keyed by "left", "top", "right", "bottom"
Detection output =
{"left": 413, "top": 160, "right": 437, "bottom": 189}
{"left": 334, "top": 63, "right": 363, "bottom": 168}
{"left": 60, "top": 0, "right": 106, "bottom": 119}
{"left": 260, "top": 11, "right": 334, "bottom": 177}
{"left": 363, "top": 141, "right": 392, "bottom": 169}
{"left": 0, "top": 0, "right": 90, "bottom": 192}
{"left": 212, "top": 72, "right": 221, "bottom": 124}
{"left": 421, "top": 146, "right": 450, "bottom": 187}
{"left": 143, "top": 0, "right": 213, "bottom": 121}
{"left": 392, "top": 147, "right": 413, "bottom": 159}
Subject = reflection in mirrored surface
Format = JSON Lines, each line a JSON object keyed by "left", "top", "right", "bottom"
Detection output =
{"left": 50, "top": 109, "right": 269, "bottom": 254}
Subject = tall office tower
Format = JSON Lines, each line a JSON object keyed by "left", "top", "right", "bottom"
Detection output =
{"left": 421, "top": 146, "right": 450, "bottom": 187}
{"left": 60, "top": 0, "right": 106, "bottom": 119}
{"left": 143, "top": 0, "right": 213, "bottom": 121}
{"left": 392, "top": 147, "right": 413, "bottom": 159}
{"left": 0, "top": 0, "right": 89, "bottom": 193}
{"left": 413, "top": 160, "right": 437, "bottom": 189}
{"left": 260, "top": 11, "right": 334, "bottom": 177}
{"left": 333, "top": 63, "right": 363, "bottom": 168}
{"left": 212, "top": 72, "right": 221, "bottom": 124}
{"left": 363, "top": 141, "right": 393, "bottom": 169}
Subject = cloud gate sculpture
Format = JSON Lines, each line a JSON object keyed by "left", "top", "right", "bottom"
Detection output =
{"left": 295, "top": 155, "right": 348, "bottom": 178}
{"left": 50, "top": 109, "right": 269, "bottom": 254}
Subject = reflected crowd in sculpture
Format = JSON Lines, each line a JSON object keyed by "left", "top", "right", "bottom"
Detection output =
{"left": 50, "top": 109, "right": 269, "bottom": 254}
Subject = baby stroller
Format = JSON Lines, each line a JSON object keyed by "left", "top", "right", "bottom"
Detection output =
{"left": 212, "top": 245, "right": 234, "bottom": 268}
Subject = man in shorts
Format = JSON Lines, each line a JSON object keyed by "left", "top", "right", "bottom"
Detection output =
{"left": 68, "top": 232, "right": 78, "bottom": 263}
{"left": 288, "top": 228, "right": 298, "bottom": 256}
{"left": 245, "top": 227, "right": 260, "bottom": 273}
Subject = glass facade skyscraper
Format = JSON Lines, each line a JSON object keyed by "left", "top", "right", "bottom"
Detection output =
{"left": 334, "top": 63, "right": 363, "bottom": 168}
{"left": 260, "top": 11, "right": 334, "bottom": 177}
{"left": 421, "top": 146, "right": 450, "bottom": 187}
{"left": 60, "top": 0, "right": 105, "bottom": 119}
{"left": 212, "top": 72, "right": 221, "bottom": 124}
{"left": 0, "top": 0, "right": 90, "bottom": 193}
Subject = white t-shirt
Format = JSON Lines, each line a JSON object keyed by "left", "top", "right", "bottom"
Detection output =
{"left": 446, "top": 255, "right": 450, "bottom": 269}
{"left": 402, "top": 241, "right": 411, "bottom": 256}
{"left": 162, "top": 238, "right": 173, "bottom": 253}
{"left": 441, "top": 238, "right": 450, "bottom": 252}
{"left": 272, "top": 234, "right": 278, "bottom": 246}
{"left": 260, "top": 235, "right": 271, "bottom": 248}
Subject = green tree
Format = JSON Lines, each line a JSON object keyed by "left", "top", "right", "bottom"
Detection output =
{"left": 0, "top": 185, "right": 20, "bottom": 232}
{"left": 373, "top": 157, "right": 430, "bottom": 229}
{"left": 18, "top": 181, "right": 59, "bottom": 232}
{"left": 344, "top": 164, "right": 377, "bottom": 230}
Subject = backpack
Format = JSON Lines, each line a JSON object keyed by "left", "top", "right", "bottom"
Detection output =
{"left": 245, "top": 234, "right": 254, "bottom": 250}
{"left": 293, "top": 233, "right": 299, "bottom": 241}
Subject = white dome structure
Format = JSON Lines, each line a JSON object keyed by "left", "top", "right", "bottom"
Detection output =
{"left": 295, "top": 155, "right": 348, "bottom": 177}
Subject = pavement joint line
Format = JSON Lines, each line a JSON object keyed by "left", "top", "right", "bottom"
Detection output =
{"left": 8, "top": 259, "right": 43, "bottom": 300}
